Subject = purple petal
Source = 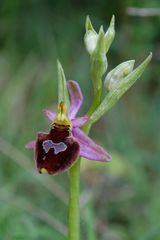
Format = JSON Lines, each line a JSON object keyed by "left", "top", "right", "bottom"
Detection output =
{"left": 71, "top": 116, "right": 90, "bottom": 128}
{"left": 25, "top": 140, "right": 36, "bottom": 149}
{"left": 44, "top": 110, "right": 56, "bottom": 122}
{"left": 72, "top": 128, "right": 112, "bottom": 162}
{"left": 67, "top": 81, "right": 83, "bottom": 119}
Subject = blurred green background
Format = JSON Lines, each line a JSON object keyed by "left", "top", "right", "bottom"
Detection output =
{"left": 0, "top": 0, "right": 160, "bottom": 239}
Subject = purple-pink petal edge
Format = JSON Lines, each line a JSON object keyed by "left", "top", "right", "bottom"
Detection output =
{"left": 25, "top": 140, "right": 36, "bottom": 149}
{"left": 72, "top": 128, "right": 112, "bottom": 162}
{"left": 44, "top": 110, "right": 56, "bottom": 122}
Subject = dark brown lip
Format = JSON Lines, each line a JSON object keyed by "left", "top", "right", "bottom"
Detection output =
{"left": 35, "top": 125, "right": 79, "bottom": 175}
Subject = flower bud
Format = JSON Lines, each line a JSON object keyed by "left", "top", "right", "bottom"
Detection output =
{"left": 84, "top": 31, "right": 98, "bottom": 55}
{"left": 84, "top": 15, "right": 115, "bottom": 56}
{"left": 104, "top": 60, "right": 135, "bottom": 91}
{"left": 84, "top": 16, "right": 115, "bottom": 98}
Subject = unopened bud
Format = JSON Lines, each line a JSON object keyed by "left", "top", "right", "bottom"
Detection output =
{"left": 84, "top": 31, "right": 98, "bottom": 55}
{"left": 104, "top": 60, "right": 135, "bottom": 91}
{"left": 84, "top": 15, "right": 116, "bottom": 96}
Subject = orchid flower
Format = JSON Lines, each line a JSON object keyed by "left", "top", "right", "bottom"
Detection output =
{"left": 26, "top": 80, "right": 112, "bottom": 175}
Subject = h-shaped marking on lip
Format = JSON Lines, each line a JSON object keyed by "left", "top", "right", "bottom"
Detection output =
{"left": 42, "top": 140, "right": 67, "bottom": 155}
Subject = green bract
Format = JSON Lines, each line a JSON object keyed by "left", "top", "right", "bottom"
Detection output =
{"left": 90, "top": 27, "right": 107, "bottom": 94}
{"left": 104, "top": 15, "right": 115, "bottom": 53}
{"left": 57, "top": 60, "right": 69, "bottom": 108}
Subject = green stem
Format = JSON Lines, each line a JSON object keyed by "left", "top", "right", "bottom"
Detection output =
{"left": 68, "top": 159, "right": 81, "bottom": 240}
{"left": 87, "top": 87, "right": 102, "bottom": 116}
{"left": 67, "top": 120, "right": 97, "bottom": 240}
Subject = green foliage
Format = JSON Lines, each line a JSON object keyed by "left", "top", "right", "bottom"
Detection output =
{"left": 0, "top": 0, "right": 160, "bottom": 239}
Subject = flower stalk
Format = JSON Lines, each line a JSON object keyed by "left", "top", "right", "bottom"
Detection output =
{"left": 68, "top": 122, "right": 94, "bottom": 240}
{"left": 68, "top": 160, "right": 81, "bottom": 240}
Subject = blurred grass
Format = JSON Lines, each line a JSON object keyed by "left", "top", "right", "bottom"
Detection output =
{"left": 0, "top": 0, "right": 160, "bottom": 239}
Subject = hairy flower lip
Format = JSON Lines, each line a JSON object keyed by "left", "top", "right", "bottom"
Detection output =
{"left": 26, "top": 80, "right": 112, "bottom": 174}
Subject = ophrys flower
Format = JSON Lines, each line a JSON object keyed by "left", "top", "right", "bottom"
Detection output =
{"left": 26, "top": 80, "right": 112, "bottom": 175}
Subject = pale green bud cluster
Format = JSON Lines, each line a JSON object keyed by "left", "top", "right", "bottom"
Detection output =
{"left": 84, "top": 16, "right": 115, "bottom": 95}
{"left": 84, "top": 15, "right": 115, "bottom": 56}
